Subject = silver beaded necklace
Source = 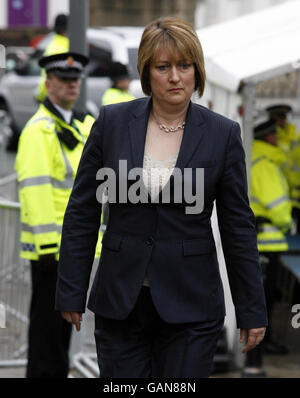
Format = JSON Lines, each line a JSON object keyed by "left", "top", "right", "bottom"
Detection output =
{"left": 152, "top": 112, "right": 186, "bottom": 133}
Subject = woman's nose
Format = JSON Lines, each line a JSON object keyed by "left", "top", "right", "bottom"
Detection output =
{"left": 169, "top": 66, "right": 180, "bottom": 82}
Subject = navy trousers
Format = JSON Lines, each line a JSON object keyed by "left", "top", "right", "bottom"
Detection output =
{"left": 26, "top": 261, "right": 72, "bottom": 378}
{"left": 94, "top": 286, "right": 224, "bottom": 378}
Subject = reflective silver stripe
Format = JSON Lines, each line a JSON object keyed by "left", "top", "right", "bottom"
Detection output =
{"left": 56, "top": 139, "right": 74, "bottom": 188}
{"left": 19, "top": 126, "right": 75, "bottom": 190}
{"left": 22, "top": 223, "right": 61, "bottom": 234}
{"left": 19, "top": 176, "right": 51, "bottom": 188}
{"left": 58, "top": 140, "right": 74, "bottom": 178}
{"left": 52, "top": 178, "right": 73, "bottom": 189}
{"left": 251, "top": 193, "right": 289, "bottom": 210}
{"left": 27, "top": 116, "right": 54, "bottom": 127}
{"left": 251, "top": 156, "right": 265, "bottom": 166}
{"left": 265, "top": 195, "right": 289, "bottom": 209}
{"left": 19, "top": 176, "right": 73, "bottom": 189}
{"left": 250, "top": 196, "right": 260, "bottom": 204}
{"left": 260, "top": 225, "right": 280, "bottom": 233}
{"left": 257, "top": 239, "right": 287, "bottom": 245}
{"left": 290, "top": 164, "right": 300, "bottom": 172}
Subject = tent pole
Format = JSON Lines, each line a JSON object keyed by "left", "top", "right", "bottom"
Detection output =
{"left": 242, "top": 83, "right": 256, "bottom": 196}
{"left": 230, "top": 83, "right": 256, "bottom": 370}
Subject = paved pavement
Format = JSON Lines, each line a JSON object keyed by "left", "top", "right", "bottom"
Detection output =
{"left": 1, "top": 301, "right": 299, "bottom": 379}
{"left": 0, "top": 355, "right": 299, "bottom": 379}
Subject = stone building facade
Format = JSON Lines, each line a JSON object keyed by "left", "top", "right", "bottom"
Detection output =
{"left": 89, "top": 0, "right": 198, "bottom": 27}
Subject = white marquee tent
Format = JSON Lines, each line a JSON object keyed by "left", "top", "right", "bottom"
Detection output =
{"left": 196, "top": 0, "right": 300, "bottom": 166}
{"left": 195, "top": 0, "right": 300, "bottom": 367}
{"left": 198, "top": 1, "right": 300, "bottom": 94}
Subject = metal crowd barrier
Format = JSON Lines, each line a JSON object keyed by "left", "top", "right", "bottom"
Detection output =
{"left": 0, "top": 174, "right": 99, "bottom": 376}
{"left": 0, "top": 197, "right": 29, "bottom": 367}
{"left": 0, "top": 173, "right": 19, "bottom": 202}
{"left": 0, "top": 113, "right": 98, "bottom": 375}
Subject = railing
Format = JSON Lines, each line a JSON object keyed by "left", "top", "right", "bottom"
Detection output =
{"left": 0, "top": 114, "right": 100, "bottom": 375}
{"left": 0, "top": 179, "right": 99, "bottom": 376}
{"left": 0, "top": 197, "right": 29, "bottom": 367}
{"left": 0, "top": 173, "right": 18, "bottom": 202}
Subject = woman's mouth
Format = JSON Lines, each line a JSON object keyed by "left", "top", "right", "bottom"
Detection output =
{"left": 169, "top": 88, "right": 183, "bottom": 93}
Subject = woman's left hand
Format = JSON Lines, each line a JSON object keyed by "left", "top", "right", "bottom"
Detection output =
{"left": 240, "top": 327, "right": 266, "bottom": 353}
{"left": 61, "top": 311, "right": 82, "bottom": 331}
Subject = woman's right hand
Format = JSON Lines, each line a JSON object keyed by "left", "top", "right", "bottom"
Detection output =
{"left": 61, "top": 311, "right": 82, "bottom": 331}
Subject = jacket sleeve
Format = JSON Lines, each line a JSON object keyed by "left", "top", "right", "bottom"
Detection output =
{"left": 215, "top": 122, "right": 268, "bottom": 329}
{"left": 252, "top": 161, "right": 292, "bottom": 231}
{"left": 16, "top": 125, "right": 58, "bottom": 256}
{"left": 55, "top": 108, "right": 104, "bottom": 312}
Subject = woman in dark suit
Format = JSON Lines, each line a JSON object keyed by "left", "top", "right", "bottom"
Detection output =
{"left": 55, "top": 17, "right": 267, "bottom": 378}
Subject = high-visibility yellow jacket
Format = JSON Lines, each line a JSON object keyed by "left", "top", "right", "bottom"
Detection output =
{"left": 15, "top": 98, "right": 102, "bottom": 260}
{"left": 101, "top": 87, "right": 135, "bottom": 105}
{"left": 35, "top": 34, "right": 70, "bottom": 103}
{"left": 277, "top": 123, "right": 300, "bottom": 209}
{"left": 250, "top": 140, "right": 292, "bottom": 252}
{"left": 277, "top": 123, "right": 298, "bottom": 153}
{"left": 288, "top": 138, "right": 300, "bottom": 209}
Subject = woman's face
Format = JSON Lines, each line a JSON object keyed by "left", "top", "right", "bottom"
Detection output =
{"left": 149, "top": 47, "right": 195, "bottom": 108}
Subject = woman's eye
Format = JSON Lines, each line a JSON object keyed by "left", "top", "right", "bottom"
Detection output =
{"left": 180, "top": 63, "right": 191, "bottom": 70}
{"left": 157, "top": 65, "right": 169, "bottom": 71}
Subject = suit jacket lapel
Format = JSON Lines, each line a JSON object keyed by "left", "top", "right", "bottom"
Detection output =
{"left": 174, "top": 101, "right": 207, "bottom": 171}
{"left": 128, "top": 97, "right": 152, "bottom": 169}
{"left": 128, "top": 98, "right": 207, "bottom": 171}
{"left": 127, "top": 98, "right": 208, "bottom": 203}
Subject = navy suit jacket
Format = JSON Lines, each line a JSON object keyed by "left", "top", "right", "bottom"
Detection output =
{"left": 55, "top": 97, "right": 268, "bottom": 329}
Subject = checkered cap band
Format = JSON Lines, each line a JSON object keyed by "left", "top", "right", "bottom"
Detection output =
{"left": 45, "top": 59, "right": 83, "bottom": 72}
{"left": 21, "top": 243, "right": 36, "bottom": 253}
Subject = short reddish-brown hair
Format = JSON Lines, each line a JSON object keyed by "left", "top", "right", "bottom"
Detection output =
{"left": 137, "top": 17, "right": 206, "bottom": 97}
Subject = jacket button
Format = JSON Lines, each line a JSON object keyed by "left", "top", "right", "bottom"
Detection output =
{"left": 146, "top": 237, "right": 154, "bottom": 246}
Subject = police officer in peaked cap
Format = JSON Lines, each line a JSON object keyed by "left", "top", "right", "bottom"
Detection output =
{"left": 15, "top": 51, "right": 102, "bottom": 378}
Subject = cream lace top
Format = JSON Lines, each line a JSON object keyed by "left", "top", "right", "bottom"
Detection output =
{"left": 142, "top": 149, "right": 179, "bottom": 286}
{"left": 142, "top": 149, "right": 179, "bottom": 201}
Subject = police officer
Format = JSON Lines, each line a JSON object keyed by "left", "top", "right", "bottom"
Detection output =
{"left": 266, "top": 105, "right": 297, "bottom": 152}
{"left": 252, "top": 119, "right": 292, "bottom": 351}
{"left": 289, "top": 137, "right": 300, "bottom": 232}
{"left": 15, "top": 52, "right": 99, "bottom": 378}
{"left": 266, "top": 104, "right": 300, "bottom": 232}
{"left": 242, "top": 119, "right": 292, "bottom": 377}
{"left": 102, "top": 62, "right": 135, "bottom": 105}
{"left": 35, "top": 14, "right": 70, "bottom": 103}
